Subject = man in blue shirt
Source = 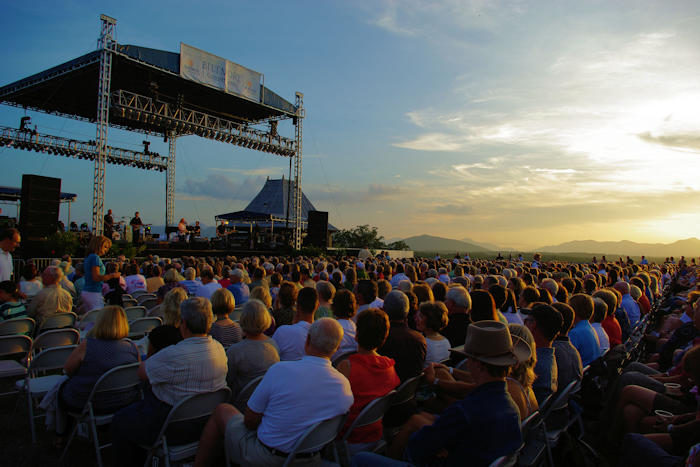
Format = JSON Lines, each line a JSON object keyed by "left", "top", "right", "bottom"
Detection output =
{"left": 390, "top": 321, "right": 526, "bottom": 466}
{"left": 614, "top": 281, "right": 641, "bottom": 326}
{"left": 568, "top": 294, "right": 601, "bottom": 366}
{"left": 523, "top": 304, "right": 562, "bottom": 404}
{"left": 226, "top": 269, "right": 249, "bottom": 306}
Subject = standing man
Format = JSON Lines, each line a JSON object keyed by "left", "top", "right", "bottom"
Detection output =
{"left": 130, "top": 212, "right": 144, "bottom": 244}
{"left": 0, "top": 228, "right": 20, "bottom": 282}
{"left": 103, "top": 209, "right": 114, "bottom": 239}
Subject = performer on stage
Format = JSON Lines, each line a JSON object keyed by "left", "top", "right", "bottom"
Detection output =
{"left": 193, "top": 221, "right": 201, "bottom": 237}
{"left": 130, "top": 212, "right": 144, "bottom": 244}
{"left": 104, "top": 209, "right": 114, "bottom": 238}
{"left": 177, "top": 218, "right": 188, "bottom": 242}
{"left": 216, "top": 220, "right": 228, "bottom": 237}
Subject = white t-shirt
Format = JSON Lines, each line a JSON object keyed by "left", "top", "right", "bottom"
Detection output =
{"left": 272, "top": 321, "right": 312, "bottom": 361}
{"left": 0, "top": 250, "right": 12, "bottom": 282}
{"left": 247, "top": 355, "right": 353, "bottom": 452}
{"left": 125, "top": 274, "right": 147, "bottom": 294}
{"left": 333, "top": 318, "right": 357, "bottom": 360}
{"left": 425, "top": 336, "right": 451, "bottom": 364}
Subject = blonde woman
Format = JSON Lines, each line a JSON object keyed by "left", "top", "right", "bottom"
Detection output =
{"left": 209, "top": 288, "right": 242, "bottom": 348}
{"left": 507, "top": 323, "right": 539, "bottom": 418}
{"left": 250, "top": 285, "right": 276, "bottom": 335}
{"left": 60, "top": 306, "right": 139, "bottom": 415}
{"left": 80, "top": 235, "right": 119, "bottom": 313}
{"left": 151, "top": 287, "right": 187, "bottom": 326}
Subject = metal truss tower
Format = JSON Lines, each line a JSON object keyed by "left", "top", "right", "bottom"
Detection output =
{"left": 92, "top": 14, "right": 116, "bottom": 235}
{"left": 166, "top": 132, "right": 176, "bottom": 227}
{"left": 292, "top": 92, "right": 305, "bottom": 250}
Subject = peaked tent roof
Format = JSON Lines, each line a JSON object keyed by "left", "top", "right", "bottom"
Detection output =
{"left": 216, "top": 178, "right": 336, "bottom": 230}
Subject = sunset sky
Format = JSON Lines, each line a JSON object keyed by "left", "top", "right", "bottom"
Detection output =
{"left": 2, "top": 1, "right": 699, "bottom": 249}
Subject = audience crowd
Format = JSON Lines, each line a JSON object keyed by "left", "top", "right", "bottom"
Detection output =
{"left": 1, "top": 226, "right": 699, "bottom": 466}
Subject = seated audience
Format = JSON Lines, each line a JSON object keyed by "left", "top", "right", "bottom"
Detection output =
{"left": 209, "top": 288, "right": 242, "bottom": 348}
{"left": 315, "top": 280, "right": 335, "bottom": 319}
{"left": 272, "top": 281, "right": 297, "bottom": 326}
{"left": 124, "top": 263, "right": 147, "bottom": 294}
{"left": 195, "top": 268, "right": 221, "bottom": 300}
{"left": 27, "top": 266, "right": 73, "bottom": 326}
{"left": 551, "top": 302, "right": 584, "bottom": 390}
{"left": 379, "top": 290, "right": 426, "bottom": 381}
{"left": 415, "top": 301, "right": 450, "bottom": 364}
{"left": 507, "top": 323, "right": 540, "bottom": 419}
{"left": 19, "top": 263, "right": 42, "bottom": 298}
{"left": 0, "top": 281, "right": 27, "bottom": 320}
{"left": 523, "top": 303, "right": 562, "bottom": 403}
{"left": 332, "top": 288, "right": 359, "bottom": 360}
{"left": 568, "top": 293, "right": 601, "bottom": 366}
{"left": 272, "top": 287, "right": 318, "bottom": 361}
{"left": 441, "top": 285, "right": 472, "bottom": 347}
{"left": 194, "top": 318, "right": 353, "bottom": 466}
{"left": 592, "top": 297, "right": 611, "bottom": 354}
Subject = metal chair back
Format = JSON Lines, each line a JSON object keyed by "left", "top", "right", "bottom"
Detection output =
{"left": 0, "top": 317, "right": 35, "bottom": 336}
{"left": 391, "top": 373, "right": 423, "bottom": 406}
{"left": 31, "top": 328, "right": 80, "bottom": 355}
{"left": 282, "top": 412, "right": 347, "bottom": 467}
{"left": 136, "top": 294, "right": 157, "bottom": 305}
{"left": 234, "top": 375, "right": 263, "bottom": 411}
{"left": 38, "top": 312, "right": 77, "bottom": 332}
{"left": 0, "top": 334, "right": 32, "bottom": 358}
{"left": 128, "top": 317, "right": 162, "bottom": 338}
{"left": 124, "top": 306, "right": 147, "bottom": 322}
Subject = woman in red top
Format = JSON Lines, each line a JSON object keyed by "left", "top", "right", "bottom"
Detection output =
{"left": 337, "top": 307, "right": 401, "bottom": 447}
{"left": 595, "top": 289, "right": 623, "bottom": 346}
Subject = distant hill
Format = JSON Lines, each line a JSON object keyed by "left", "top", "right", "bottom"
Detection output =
{"left": 401, "top": 235, "right": 489, "bottom": 253}
{"left": 461, "top": 237, "right": 516, "bottom": 252}
{"left": 538, "top": 238, "right": 700, "bottom": 257}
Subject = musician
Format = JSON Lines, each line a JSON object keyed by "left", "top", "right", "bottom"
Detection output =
{"left": 130, "top": 212, "right": 144, "bottom": 244}
{"left": 104, "top": 209, "right": 114, "bottom": 238}
{"left": 178, "top": 218, "right": 188, "bottom": 242}
{"left": 217, "top": 221, "right": 228, "bottom": 237}
{"left": 193, "top": 221, "right": 201, "bottom": 237}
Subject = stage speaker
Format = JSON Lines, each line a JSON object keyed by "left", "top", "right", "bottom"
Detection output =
{"left": 307, "top": 210, "right": 328, "bottom": 248}
{"left": 20, "top": 174, "right": 61, "bottom": 240}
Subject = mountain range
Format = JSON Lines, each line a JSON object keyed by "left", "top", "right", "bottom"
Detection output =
{"left": 399, "top": 234, "right": 700, "bottom": 257}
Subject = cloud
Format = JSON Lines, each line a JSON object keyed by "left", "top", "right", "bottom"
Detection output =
{"left": 181, "top": 174, "right": 265, "bottom": 201}
{"left": 207, "top": 166, "right": 285, "bottom": 176}
{"left": 307, "top": 183, "right": 410, "bottom": 206}
{"left": 638, "top": 132, "right": 700, "bottom": 152}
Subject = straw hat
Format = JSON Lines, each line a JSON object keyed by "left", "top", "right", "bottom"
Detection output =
{"left": 461, "top": 320, "right": 531, "bottom": 366}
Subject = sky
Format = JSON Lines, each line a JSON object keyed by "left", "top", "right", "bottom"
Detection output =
{"left": 1, "top": 0, "right": 700, "bottom": 250}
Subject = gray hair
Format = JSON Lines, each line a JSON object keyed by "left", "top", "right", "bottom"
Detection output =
{"left": 184, "top": 267, "right": 196, "bottom": 280}
{"left": 398, "top": 280, "right": 412, "bottom": 292}
{"left": 239, "top": 299, "right": 271, "bottom": 336}
{"left": 180, "top": 297, "right": 213, "bottom": 334}
{"left": 231, "top": 268, "right": 244, "bottom": 278}
{"left": 383, "top": 290, "right": 409, "bottom": 321}
{"left": 42, "top": 265, "right": 63, "bottom": 286}
{"left": 315, "top": 280, "right": 336, "bottom": 302}
{"left": 541, "top": 278, "right": 558, "bottom": 297}
{"left": 446, "top": 286, "right": 471, "bottom": 310}
{"left": 308, "top": 318, "right": 343, "bottom": 356}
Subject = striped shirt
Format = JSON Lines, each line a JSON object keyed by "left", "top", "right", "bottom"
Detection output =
{"left": 0, "top": 301, "right": 27, "bottom": 320}
{"left": 209, "top": 319, "right": 242, "bottom": 349}
{"left": 145, "top": 336, "right": 228, "bottom": 406}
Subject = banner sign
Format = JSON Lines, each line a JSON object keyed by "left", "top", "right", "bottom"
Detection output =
{"left": 180, "top": 43, "right": 261, "bottom": 101}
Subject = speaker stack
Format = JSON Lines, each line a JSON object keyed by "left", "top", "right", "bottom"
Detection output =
{"left": 306, "top": 210, "right": 328, "bottom": 248}
{"left": 19, "top": 174, "right": 61, "bottom": 241}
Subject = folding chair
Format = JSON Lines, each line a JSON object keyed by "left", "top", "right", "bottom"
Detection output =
{"left": 0, "top": 334, "right": 32, "bottom": 395}
{"left": 122, "top": 298, "right": 138, "bottom": 308}
{"left": 383, "top": 373, "right": 423, "bottom": 440}
{"left": 332, "top": 351, "right": 357, "bottom": 368}
{"left": 517, "top": 411, "right": 549, "bottom": 467}
{"left": 60, "top": 362, "right": 142, "bottom": 467}
{"left": 37, "top": 311, "right": 77, "bottom": 333}
{"left": 80, "top": 308, "right": 105, "bottom": 327}
{"left": 140, "top": 297, "right": 158, "bottom": 310}
{"left": 131, "top": 290, "right": 149, "bottom": 299}
{"left": 124, "top": 306, "right": 147, "bottom": 322}
{"left": 233, "top": 374, "right": 263, "bottom": 411}
{"left": 334, "top": 390, "right": 396, "bottom": 465}
{"left": 136, "top": 294, "right": 157, "bottom": 305}
{"left": 128, "top": 317, "right": 162, "bottom": 339}
{"left": 144, "top": 387, "right": 231, "bottom": 467}
{"left": 281, "top": 412, "right": 347, "bottom": 467}
{"left": 542, "top": 379, "right": 588, "bottom": 458}
{"left": 490, "top": 443, "right": 523, "bottom": 467}
{"left": 30, "top": 328, "right": 80, "bottom": 355}
{"left": 231, "top": 307, "right": 243, "bottom": 321}
{"left": 0, "top": 316, "right": 35, "bottom": 336}
{"left": 16, "top": 345, "right": 77, "bottom": 443}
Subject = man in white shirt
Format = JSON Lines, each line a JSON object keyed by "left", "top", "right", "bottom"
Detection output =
{"left": 272, "top": 287, "right": 317, "bottom": 361}
{"left": 354, "top": 279, "right": 383, "bottom": 321}
{"left": 195, "top": 268, "right": 221, "bottom": 300}
{"left": 111, "top": 297, "right": 227, "bottom": 465}
{"left": 0, "top": 228, "right": 20, "bottom": 282}
{"left": 194, "top": 317, "right": 353, "bottom": 466}
{"left": 27, "top": 266, "right": 72, "bottom": 326}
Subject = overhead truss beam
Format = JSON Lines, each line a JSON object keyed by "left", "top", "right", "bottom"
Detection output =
{"left": 0, "top": 126, "right": 167, "bottom": 171}
{"left": 111, "top": 90, "right": 297, "bottom": 157}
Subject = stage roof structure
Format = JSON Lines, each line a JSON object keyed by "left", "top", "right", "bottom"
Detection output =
{"left": 215, "top": 177, "right": 337, "bottom": 231}
{"left": 0, "top": 14, "right": 307, "bottom": 248}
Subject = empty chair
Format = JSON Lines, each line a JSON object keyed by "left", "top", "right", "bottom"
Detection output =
{"left": 140, "top": 297, "right": 158, "bottom": 311}
{"left": 124, "top": 306, "right": 147, "bottom": 322}
{"left": 0, "top": 316, "right": 35, "bottom": 336}
{"left": 60, "top": 362, "right": 142, "bottom": 467}
{"left": 233, "top": 374, "right": 263, "bottom": 411}
{"left": 31, "top": 328, "right": 80, "bottom": 355}
{"left": 136, "top": 293, "right": 157, "bottom": 305}
{"left": 122, "top": 298, "right": 138, "bottom": 308}
{"left": 16, "top": 345, "right": 77, "bottom": 443}
{"left": 130, "top": 290, "right": 149, "bottom": 299}
{"left": 334, "top": 390, "right": 397, "bottom": 465}
{"left": 37, "top": 312, "right": 77, "bottom": 333}
{"left": 128, "top": 317, "right": 162, "bottom": 339}
{"left": 80, "top": 308, "right": 105, "bottom": 327}
{"left": 0, "top": 334, "right": 32, "bottom": 395}
{"left": 144, "top": 387, "right": 231, "bottom": 467}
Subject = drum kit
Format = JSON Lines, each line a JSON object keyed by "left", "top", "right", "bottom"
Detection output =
{"left": 111, "top": 218, "right": 152, "bottom": 242}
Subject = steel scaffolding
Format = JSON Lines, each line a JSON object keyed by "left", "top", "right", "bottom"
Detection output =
{"left": 166, "top": 131, "right": 176, "bottom": 227}
{"left": 292, "top": 92, "right": 305, "bottom": 250}
{"left": 92, "top": 14, "right": 116, "bottom": 235}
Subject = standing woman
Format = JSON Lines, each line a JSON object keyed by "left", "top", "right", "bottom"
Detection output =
{"left": 81, "top": 236, "right": 119, "bottom": 313}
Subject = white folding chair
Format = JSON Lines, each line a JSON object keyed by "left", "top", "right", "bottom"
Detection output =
{"left": 0, "top": 334, "right": 32, "bottom": 395}
{"left": 30, "top": 328, "right": 80, "bottom": 356}
{"left": 60, "top": 362, "right": 142, "bottom": 467}
{"left": 0, "top": 316, "right": 35, "bottom": 336}
{"left": 282, "top": 412, "right": 347, "bottom": 467}
{"left": 124, "top": 306, "right": 147, "bottom": 322}
{"left": 233, "top": 375, "right": 263, "bottom": 411}
{"left": 131, "top": 290, "right": 149, "bottom": 299}
{"left": 37, "top": 311, "right": 77, "bottom": 333}
{"left": 122, "top": 298, "right": 138, "bottom": 308}
{"left": 128, "top": 317, "right": 162, "bottom": 339}
{"left": 16, "top": 345, "right": 77, "bottom": 443}
{"left": 334, "top": 390, "right": 396, "bottom": 465}
{"left": 140, "top": 297, "right": 158, "bottom": 310}
{"left": 144, "top": 387, "right": 231, "bottom": 467}
{"left": 136, "top": 294, "right": 157, "bottom": 305}
{"left": 80, "top": 308, "right": 105, "bottom": 327}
